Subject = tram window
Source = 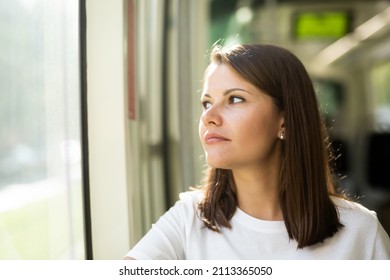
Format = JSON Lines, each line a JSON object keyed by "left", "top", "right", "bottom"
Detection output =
{"left": 313, "top": 80, "right": 344, "bottom": 129}
{"left": 367, "top": 61, "right": 390, "bottom": 190}
{"left": 370, "top": 60, "right": 390, "bottom": 127}
{"left": 313, "top": 80, "right": 349, "bottom": 177}
{"left": 0, "top": 1, "right": 85, "bottom": 259}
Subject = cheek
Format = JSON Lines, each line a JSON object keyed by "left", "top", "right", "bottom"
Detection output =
{"left": 199, "top": 122, "right": 205, "bottom": 142}
{"left": 238, "top": 113, "right": 279, "bottom": 142}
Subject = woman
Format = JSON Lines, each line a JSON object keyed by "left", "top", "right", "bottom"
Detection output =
{"left": 125, "top": 44, "right": 390, "bottom": 259}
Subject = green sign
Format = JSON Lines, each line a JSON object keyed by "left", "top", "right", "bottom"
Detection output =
{"left": 294, "top": 11, "right": 350, "bottom": 39}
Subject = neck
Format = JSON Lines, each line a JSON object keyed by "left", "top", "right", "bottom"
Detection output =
{"left": 233, "top": 163, "right": 282, "bottom": 221}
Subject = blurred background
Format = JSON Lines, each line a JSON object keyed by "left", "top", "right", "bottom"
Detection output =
{"left": 0, "top": 0, "right": 389, "bottom": 259}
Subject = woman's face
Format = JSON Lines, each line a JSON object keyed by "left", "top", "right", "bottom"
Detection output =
{"left": 199, "top": 63, "right": 284, "bottom": 170}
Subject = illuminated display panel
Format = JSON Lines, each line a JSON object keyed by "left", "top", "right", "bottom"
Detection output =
{"left": 293, "top": 11, "right": 352, "bottom": 40}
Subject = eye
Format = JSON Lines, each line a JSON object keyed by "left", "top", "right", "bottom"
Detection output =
{"left": 201, "top": 100, "right": 212, "bottom": 110}
{"left": 229, "top": 96, "right": 245, "bottom": 104}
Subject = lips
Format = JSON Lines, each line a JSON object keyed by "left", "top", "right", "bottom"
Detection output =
{"left": 204, "top": 132, "right": 230, "bottom": 144}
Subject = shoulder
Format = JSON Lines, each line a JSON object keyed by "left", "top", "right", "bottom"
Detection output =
{"left": 178, "top": 188, "right": 205, "bottom": 202}
{"left": 331, "top": 196, "right": 379, "bottom": 228}
{"left": 331, "top": 196, "right": 390, "bottom": 259}
{"left": 175, "top": 189, "right": 205, "bottom": 210}
{"left": 165, "top": 189, "right": 204, "bottom": 218}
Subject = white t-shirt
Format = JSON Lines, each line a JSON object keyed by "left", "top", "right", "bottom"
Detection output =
{"left": 126, "top": 190, "right": 390, "bottom": 259}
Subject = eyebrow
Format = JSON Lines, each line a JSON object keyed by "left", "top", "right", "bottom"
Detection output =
{"left": 203, "top": 88, "right": 252, "bottom": 98}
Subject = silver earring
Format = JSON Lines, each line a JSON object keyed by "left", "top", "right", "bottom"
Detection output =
{"left": 280, "top": 131, "right": 285, "bottom": 140}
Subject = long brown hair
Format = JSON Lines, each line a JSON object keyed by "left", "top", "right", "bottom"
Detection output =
{"left": 198, "top": 44, "right": 343, "bottom": 248}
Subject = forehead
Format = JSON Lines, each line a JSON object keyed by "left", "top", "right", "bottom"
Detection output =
{"left": 203, "top": 63, "right": 253, "bottom": 91}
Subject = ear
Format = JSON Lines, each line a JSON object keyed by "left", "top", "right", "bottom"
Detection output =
{"left": 278, "top": 114, "right": 286, "bottom": 140}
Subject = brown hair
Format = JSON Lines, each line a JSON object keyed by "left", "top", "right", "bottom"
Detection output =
{"left": 198, "top": 44, "right": 343, "bottom": 248}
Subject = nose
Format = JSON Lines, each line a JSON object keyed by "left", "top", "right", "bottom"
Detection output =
{"left": 200, "top": 104, "right": 222, "bottom": 127}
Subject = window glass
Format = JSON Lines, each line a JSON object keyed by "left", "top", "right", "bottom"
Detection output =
{"left": 370, "top": 60, "right": 390, "bottom": 127}
{"left": 0, "top": 0, "right": 85, "bottom": 259}
{"left": 313, "top": 79, "right": 344, "bottom": 128}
